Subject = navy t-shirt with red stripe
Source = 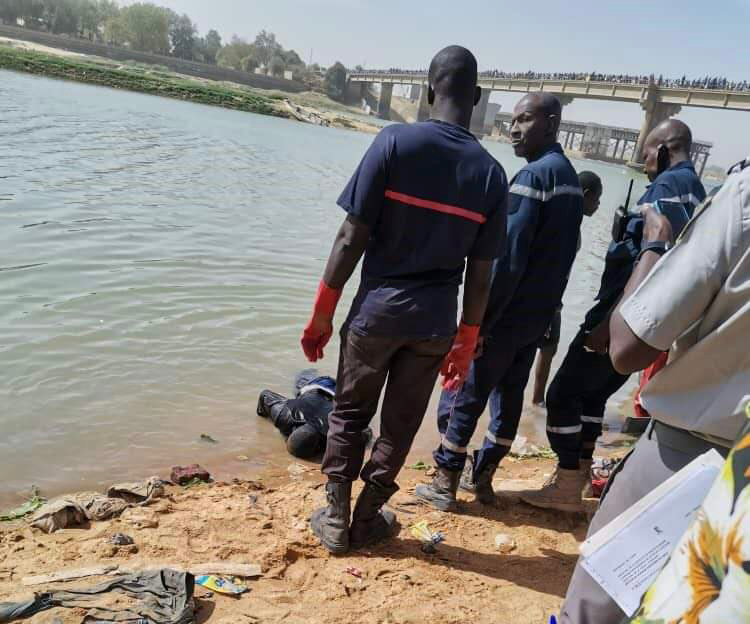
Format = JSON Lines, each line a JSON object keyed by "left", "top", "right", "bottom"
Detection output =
{"left": 337, "top": 120, "right": 508, "bottom": 338}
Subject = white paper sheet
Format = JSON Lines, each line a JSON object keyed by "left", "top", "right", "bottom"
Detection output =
{"left": 579, "top": 449, "right": 724, "bottom": 616}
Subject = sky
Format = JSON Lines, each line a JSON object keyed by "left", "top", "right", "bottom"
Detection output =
{"left": 149, "top": 0, "right": 749, "bottom": 167}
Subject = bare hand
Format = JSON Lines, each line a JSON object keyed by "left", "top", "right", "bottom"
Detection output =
{"left": 641, "top": 204, "right": 674, "bottom": 244}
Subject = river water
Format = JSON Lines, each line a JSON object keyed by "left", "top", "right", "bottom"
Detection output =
{"left": 0, "top": 69, "right": 648, "bottom": 506}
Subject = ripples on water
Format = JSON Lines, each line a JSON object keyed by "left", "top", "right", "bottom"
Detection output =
{"left": 0, "top": 69, "right": 648, "bottom": 504}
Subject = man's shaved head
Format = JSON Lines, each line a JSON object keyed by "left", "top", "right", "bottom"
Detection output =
{"left": 428, "top": 45, "right": 478, "bottom": 100}
{"left": 645, "top": 119, "right": 693, "bottom": 154}
{"left": 643, "top": 118, "right": 693, "bottom": 180}
{"left": 517, "top": 92, "right": 563, "bottom": 120}
{"left": 510, "top": 92, "right": 563, "bottom": 161}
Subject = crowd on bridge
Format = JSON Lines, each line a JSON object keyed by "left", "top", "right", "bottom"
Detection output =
{"left": 356, "top": 68, "right": 750, "bottom": 92}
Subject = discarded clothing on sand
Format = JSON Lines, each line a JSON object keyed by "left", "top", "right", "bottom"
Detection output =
{"left": 0, "top": 569, "right": 195, "bottom": 623}
{"left": 30, "top": 477, "right": 165, "bottom": 533}
{"left": 107, "top": 477, "right": 166, "bottom": 505}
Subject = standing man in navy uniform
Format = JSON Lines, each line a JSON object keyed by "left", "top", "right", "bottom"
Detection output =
{"left": 416, "top": 93, "right": 583, "bottom": 510}
{"left": 521, "top": 119, "right": 706, "bottom": 513}
{"left": 300, "top": 46, "right": 508, "bottom": 554}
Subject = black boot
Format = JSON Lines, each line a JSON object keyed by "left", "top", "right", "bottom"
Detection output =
{"left": 474, "top": 463, "right": 499, "bottom": 506}
{"left": 350, "top": 481, "right": 398, "bottom": 549}
{"left": 311, "top": 481, "right": 352, "bottom": 554}
{"left": 414, "top": 466, "right": 461, "bottom": 511}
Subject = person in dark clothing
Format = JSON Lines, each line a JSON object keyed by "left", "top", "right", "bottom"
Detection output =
{"left": 531, "top": 171, "right": 603, "bottom": 406}
{"left": 257, "top": 373, "right": 373, "bottom": 460}
{"left": 415, "top": 92, "right": 583, "bottom": 511}
{"left": 520, "top": 119, "right": 707, "bottom": 513}
{"left": 300, "top": 46, "right": 508, "bottom": 554}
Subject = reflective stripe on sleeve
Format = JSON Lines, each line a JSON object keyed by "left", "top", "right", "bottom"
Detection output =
{"left": 658, "top": 193, "right": 703, "bottom": 207}
{"left": 510, "top": 184, "right": 583, "bottom": 201}
{"left": 546, "top": 424, "right": 583, "bottom": 434}
{"left": 484, "top": 431, "right": 514, "bottom": 447}
{"left": 440, "top": 436, "right": 468, "bottom": 454}
{"left": 580, "top": 415, "right": 604, "bottom": 423}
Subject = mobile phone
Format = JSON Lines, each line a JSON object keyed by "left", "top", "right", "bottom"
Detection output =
{"left": 653, "top": 199, "right": 690, "bottom": 235}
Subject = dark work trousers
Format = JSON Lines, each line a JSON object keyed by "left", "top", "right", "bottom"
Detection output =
{"left": 322, "top": 330, "right": 452, "bottom": 489}
{"left": 433, "top": 328, "right": 539, "bottom": 476}
{"left": 545, "top": 328, "right": 630, "bottom": 469}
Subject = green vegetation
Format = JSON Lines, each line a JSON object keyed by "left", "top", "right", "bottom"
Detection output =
{"left": 324, "top": 61, "right": 348, "bottom": 101}
{"left": 0, "top": 0, "right": 350, "bottom": 89}
{"left": 0, "top": 44, "right": 288, "bottom": 118}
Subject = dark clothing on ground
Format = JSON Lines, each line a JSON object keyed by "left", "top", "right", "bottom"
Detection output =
{"left": 545, "top": 329, "right": 629, "bottom": 469}
{"left": 0, "top": 569, "right": 195, "bottom": 624}
{"left": 322, "top": 331, "right": 452, "bottom": 488}
{"left": 257, "top": 375, "right": 367, "bottom": 459}
{"left": 433, "top": 142, "right": 583, "bottom": 475}
{"left": 339, "top": 120, "right": 508, "bottom": 339}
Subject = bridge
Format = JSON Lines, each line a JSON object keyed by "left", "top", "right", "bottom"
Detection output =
{"left": 347, "top": 71, "right": 750, "bottom": 166}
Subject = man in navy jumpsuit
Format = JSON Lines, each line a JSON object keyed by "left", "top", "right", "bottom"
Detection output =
{"left": 300, "top": 46, "right": 508, "bottom": 553}
{"left": 416, "top": 92, "right": 583, "bottom": 510}
{"left": 521, "top": 119, "right": 707, "bottom": 512}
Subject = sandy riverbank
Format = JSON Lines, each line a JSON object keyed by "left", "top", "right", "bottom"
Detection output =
{"left": 0, "top": 456, "right": 593, "bottom": 623}
{"left": 0, "top": 38, "right": 382, "bottom": 135}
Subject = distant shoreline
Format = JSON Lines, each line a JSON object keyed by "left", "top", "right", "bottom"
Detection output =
{"left": 0, "top": 43, "right": 382, "bottom": 135}
{"left": 0, "top": 44, "right": 288, "bottom": 118}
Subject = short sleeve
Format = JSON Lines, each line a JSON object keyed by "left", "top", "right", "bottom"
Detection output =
{"left": 619, "top": 178, "right": 743, "bottom": 351}
{"left": 470, "top": 168, "right": 508, "bottom": 260}
{"left": 336, "top": 128, "right": 393, "bottom": 227}
{"left": 638, "top": 182, "right": 673, "bottom": 205}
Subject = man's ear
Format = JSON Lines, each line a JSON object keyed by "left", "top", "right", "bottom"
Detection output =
{"left": 474, "top": 85, "right": 482, "bottom": 106}
{"left": 546, "top": 114, "right": 558, "bottom": 136}
{"left": 428, "top": 84, "right": 435, "bottom": 106}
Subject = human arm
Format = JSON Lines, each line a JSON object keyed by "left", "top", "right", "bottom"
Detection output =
{"left": 480, "top": 173, "right": 541, "bottom": 334}
{"left": 442, "top": 173, "right": 508, "bottom": 389}
{"left": 301, "top": 130, "right": 390, "bottom": 362}
{"left": 609, "top": 187, "right": 734, "bottom": 374}
{"left": 608, "top": 206, "right": 672, "bottom": 371}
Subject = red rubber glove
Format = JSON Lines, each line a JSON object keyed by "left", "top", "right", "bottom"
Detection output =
{"left": 441, "top": 321, "right": 481, "bottom": 391}
{"left": 301, "top": 280, "right": 342, "bottom": 362}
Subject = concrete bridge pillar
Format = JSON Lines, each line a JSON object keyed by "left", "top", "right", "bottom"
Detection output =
{"left": 377, "top": 83, "right": 393, "bottom": 120}
{"left": 631, "top": 85, "right": 682, "bottom": 166}
{"left": 470, "top": 89, "right": 491, "bottom": 137}
{"left": 416, "top": 84, "right": 430, "bottom": 122}
{"left": 409, "top": 84, "right": 420, "bottom": 101}
{"left": 344, "top": 80, "right": 365, "bottom": 106}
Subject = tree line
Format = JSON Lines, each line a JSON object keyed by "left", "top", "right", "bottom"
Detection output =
{"left": 0, "top": 0, "right": 351, "bottom": 98}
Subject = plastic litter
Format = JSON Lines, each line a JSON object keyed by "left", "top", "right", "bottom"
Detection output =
{"left": 410, "top": 520, "right": 445, "bottom": 553}
{"left": 345, "top": 566, "right": 363, "bottom": 579}
{"left": 110, "top": 533, "right": 134, "bottom": 546}
{"left": 195, "top": 575, "right": 247, "bottom": 595}
{"left": 408, "top": 461, "right": 431, "bottom": 470}
{"left": 494, "top": 533, "right": 516, "bottom": 553}
{"left": 0, "top": 494, "right": 45, "bottom": 522}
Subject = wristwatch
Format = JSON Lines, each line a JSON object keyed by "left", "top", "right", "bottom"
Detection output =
{"left": 637, "top": 241, "right": 669, "bottom": 262}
